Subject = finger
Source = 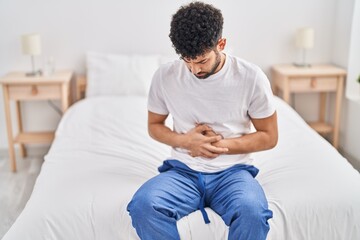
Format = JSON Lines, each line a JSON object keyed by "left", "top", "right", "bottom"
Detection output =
{"left": 200, "top": 149, "right": 219, "bottom": 158}
{"left": 205, "top": 135, "right": 222, "bottom": 143}
{"left": 204, "top": 144, "right": 229, "bottom": 154}
{"left": 189, "top": 151, "right": 201, "bottom": 158}
{"left": 195, "top": 124, "right": 212, "bottom": 133}
{"left": 203, "top": 130, "right": 217, "bottom": 137}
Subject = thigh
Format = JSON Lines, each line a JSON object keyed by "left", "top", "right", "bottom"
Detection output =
{"left": 207, "top": 168, "right": 269, "bottom": 225}
{"left": 131, "top": 170, "right": 201, "bottom": 220}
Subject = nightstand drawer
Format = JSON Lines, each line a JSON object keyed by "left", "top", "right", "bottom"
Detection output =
{"left": 289, "top": 77, "right": 337, "bottom": 92}
{"left": 7, "top": 84, "right": 62, "bottom": 100}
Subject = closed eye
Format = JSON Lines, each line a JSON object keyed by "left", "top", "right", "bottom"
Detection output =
{"left": 182, "top": 58, "right": 208, "bottom": 64}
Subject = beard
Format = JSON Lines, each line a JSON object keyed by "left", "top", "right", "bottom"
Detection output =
{"left": 195, "top": 51, "right": 222, "bottom": 79}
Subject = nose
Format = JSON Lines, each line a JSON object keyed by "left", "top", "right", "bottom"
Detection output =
{"left": 189, "top": 63, "right": 201, "bottom": 74}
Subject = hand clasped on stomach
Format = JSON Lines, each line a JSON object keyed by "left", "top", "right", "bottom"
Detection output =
{"left": 185, "top": 123, "right": 228, "bottom": 159}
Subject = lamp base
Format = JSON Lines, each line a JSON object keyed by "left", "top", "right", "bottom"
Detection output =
{"left": 25, "top": 55, "right": 42, "bottom": 77}
{"left": 25, "top": 70, "right": 42, "bottom": 77}
{"left": 293, "top": 62, "right": 312, "bottom": 68}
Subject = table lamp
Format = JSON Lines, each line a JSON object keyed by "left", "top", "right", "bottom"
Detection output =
{"left": 294, "top": 27, "right": 314, "bottom": 67}
{"left": 21, "top": 33, "right": 42, "bottom": 76}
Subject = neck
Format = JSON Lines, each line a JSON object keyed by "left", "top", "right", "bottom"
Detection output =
{"left": 215, "top": 52, "right": 226, "bottom": 73}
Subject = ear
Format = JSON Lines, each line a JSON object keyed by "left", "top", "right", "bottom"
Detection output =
{"left": 217, "top": 38, "right": 226, "bottom": 51}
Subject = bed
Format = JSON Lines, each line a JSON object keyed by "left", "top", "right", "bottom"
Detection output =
{"left": 3, "top": 53, "right": 360, "bottom": 240}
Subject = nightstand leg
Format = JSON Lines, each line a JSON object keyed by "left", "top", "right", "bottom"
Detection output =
{"left": 319, "top": 92, "right": 327, "bottom": 122}
{"left": 3, "top": 86, "right": 17, "bottom": 172}
{"left": 15, "top": 101, "right": 27, "bottom": 158}
{"left": 283, "top": 78, "right": 291, "bottom": 105}
{"left": 61, "top": 83, "right": 69, "bottom": 112}
{"left": 333, "top": 77, "right": 344, "bottom": 149}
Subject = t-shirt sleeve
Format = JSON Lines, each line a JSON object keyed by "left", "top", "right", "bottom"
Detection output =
{"left": 147, "top": 68, "right": 169, "bottom": 115}
{"left": 248, "top": 67, "right": 276, "bottom": 119}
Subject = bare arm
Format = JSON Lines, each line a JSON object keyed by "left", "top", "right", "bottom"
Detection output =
{"left": 148, "top": 111, "right": 228, "bottom": 158}
{"left": 211, "top": 111, "right": 278, "bottom": 154}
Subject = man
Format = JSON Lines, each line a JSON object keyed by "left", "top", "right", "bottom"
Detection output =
{"left": 127, "top": 2, "right": 278, "bottom": 240}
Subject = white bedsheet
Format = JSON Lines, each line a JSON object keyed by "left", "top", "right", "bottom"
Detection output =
{"left": 3, "top": 96, "right": 360, "bottom": 240}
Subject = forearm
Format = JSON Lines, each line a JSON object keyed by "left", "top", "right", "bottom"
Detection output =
{"left": 215, "top": 131, "right": 277, "bottom": 154}
{"left": 148, "top": 123, "right": 186, "bottom": 149}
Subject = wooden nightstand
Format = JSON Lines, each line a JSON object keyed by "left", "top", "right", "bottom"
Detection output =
{"left": 271, "top": 64, "right": 346, "bottom": 149}
{"left": 0, "top": 70, "right": 73, "bottom": 172}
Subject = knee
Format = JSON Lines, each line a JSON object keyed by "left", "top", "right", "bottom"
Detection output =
{"left": 232, "top": 195, "right": 272, "bottom": 225}
{"left": 244, "top": 199, "right": 271, "bottom": 221}
{"left": 226, "top": 196, "right": 272, "bottom": 240}
{"left": 127, "top": 189, "right": 178, "bottom": 221}
{"left": 127, "top": 189, "right": 154, "bottom": 218}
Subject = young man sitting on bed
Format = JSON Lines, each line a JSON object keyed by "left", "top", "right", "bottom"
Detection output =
{"left": 127, "top": 2, "right": 278, "bottom": 240}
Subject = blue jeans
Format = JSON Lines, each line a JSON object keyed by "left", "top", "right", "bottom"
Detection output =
{"left": 127, "top": 160, "right": 273, "bottom": 240}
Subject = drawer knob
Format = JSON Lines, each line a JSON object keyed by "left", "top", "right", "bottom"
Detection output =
{"left": 31, "top": 85, "right": 38, "bottom": 95}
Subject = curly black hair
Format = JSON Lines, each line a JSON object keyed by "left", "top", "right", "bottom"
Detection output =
{"left": 169, "top": 2, "right": 224, "bottom": 60}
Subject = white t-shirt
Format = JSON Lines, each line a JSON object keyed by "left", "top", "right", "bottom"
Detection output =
{"left": 148, "top": 54, "right": 275, "bottom": 172}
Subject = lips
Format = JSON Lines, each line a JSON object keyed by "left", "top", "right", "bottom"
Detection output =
{"left": 196, "top": 73, "right": 206, "bottom": 77}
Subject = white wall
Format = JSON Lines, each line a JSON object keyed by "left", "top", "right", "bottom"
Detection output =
{"left": 0, "top": 0, "right": 346, "bottom": 151}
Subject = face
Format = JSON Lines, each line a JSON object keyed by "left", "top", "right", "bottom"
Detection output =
{"left": 183, "top": 50, "right": 221, "bottom": 79}
{"left": 182, "top": 38, "right": 226, "bottom": 79}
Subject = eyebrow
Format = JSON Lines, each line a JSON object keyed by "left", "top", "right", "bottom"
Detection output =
{"left": 183, "top": 58, "right": 208, "bottom": 64}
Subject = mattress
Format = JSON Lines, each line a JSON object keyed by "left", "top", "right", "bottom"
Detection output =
{"left": 3, "top": 95, "right": 360, "bottom": 240}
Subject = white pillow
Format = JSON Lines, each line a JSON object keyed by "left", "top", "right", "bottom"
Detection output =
{"left": 86, "top": 52, "right": 161, "bottom": 97}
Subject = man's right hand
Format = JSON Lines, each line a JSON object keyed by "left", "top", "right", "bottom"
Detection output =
{"left": 184, "top": 124, "right": 228, "bottom": 159}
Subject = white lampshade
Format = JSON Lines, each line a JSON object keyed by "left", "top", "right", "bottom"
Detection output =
{"left": 296, "top": 28, "right": 314, "bottom": 49}
{"left": 21, "top": 33, "right": 42, "bottom": 55}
